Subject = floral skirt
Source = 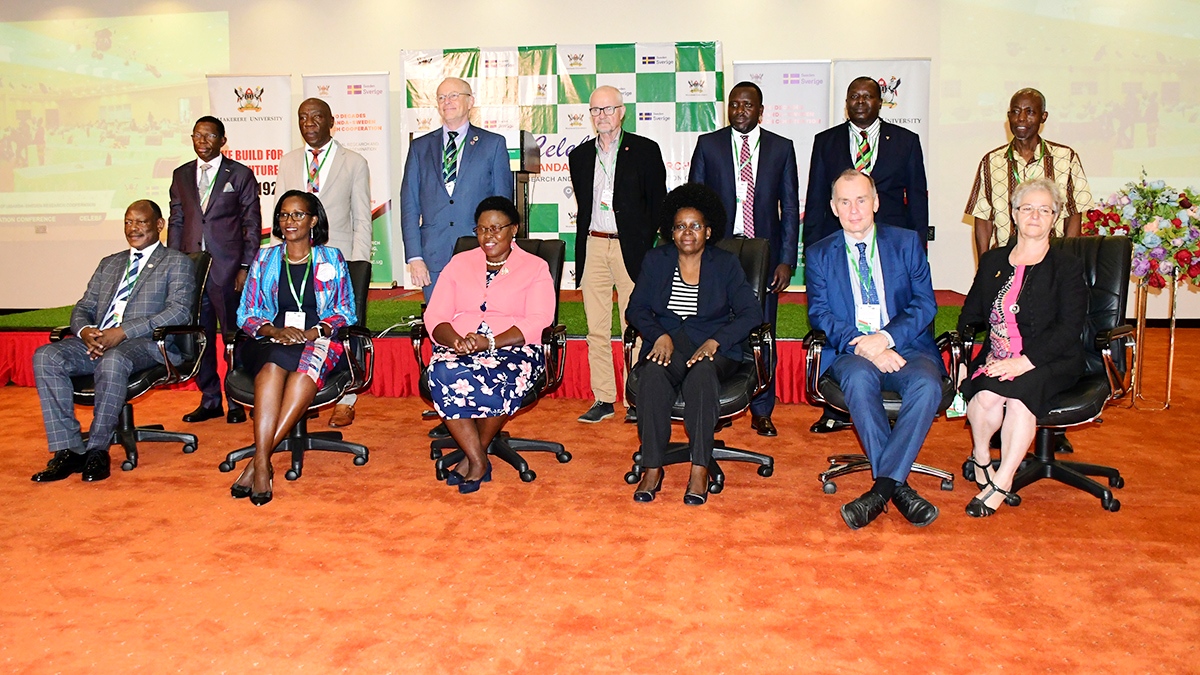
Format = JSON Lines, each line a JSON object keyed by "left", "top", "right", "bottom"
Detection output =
{"left": 428, "top": 344, "right": 545, "bottom": 419}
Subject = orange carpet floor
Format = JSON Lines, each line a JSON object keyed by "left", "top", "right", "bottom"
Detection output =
{"left": 1, "top": 329, "right": 1197, "bottom": 673}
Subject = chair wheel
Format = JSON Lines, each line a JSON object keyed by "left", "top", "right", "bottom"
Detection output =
{"left": 624, "top": 470, "right": 640, "bottom": 484}
{"left": 1110, "top": 476, "right": 1125, "bottom": 489}
{"left": 708, "top": 482, "right": 723, "bottom": 495}
{"left": 556, "top": 451, "right": 571, "bottom": 463}
{"left": 182, "top": 444, "right": 196, "bottom": 454}
{"left": 632, "top": 451, "right": 642, "bottom": 464}
{"left": 120, "top": 460, "right": 135, "bottom": 471}
{"left": 941, "top": 478, "right": 954, "bottom": 491}
{"left": 219, "top": 461, "right": 234, "bottom": 472}
{"left": 961, "top": 461, "right": 975, "bottom": 482}
{"left": 1005, "top": 492, "right": 1022, "bottom": 507}
{"left": 436, "top": 468, "right": 448, "bottom": 481}
{"left": 520, "top": 470, "right": 536, "bottom": 482}
{"left": 353, "top": 455, "right": 368, "bottom": 466}
{"left": 757, "top": 465, "right": 773, "bottom": 478}
{"left": 285, "top": 469, "right": 299, "bottom": 481}
{"left": 822, "top": 481, "right": 837, "bottom": 494}
{"left": 430, "top": 448, "right": 442, "bottom": 461}
{"left": 1105, "top": 498, "right": 1121, "bottom": 512}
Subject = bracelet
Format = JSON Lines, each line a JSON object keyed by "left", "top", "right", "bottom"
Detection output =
{"left": 487, "top": 334, "right": 496, "bottom": 352}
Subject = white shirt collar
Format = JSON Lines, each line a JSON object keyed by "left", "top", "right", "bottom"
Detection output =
{"left": 131, "top": 241, "right": 160, "bottom": 261}
{"left": 735, "top": 125, "right": 761, "bottom": 146}
{"left": 196, "top": 154, "right": 222, "bottom": 174}
{"left": 842, "top": 225, "right": 877, "bottom": 249}
{"left": 850, "top": 118, "right": 882, "bottom": 137}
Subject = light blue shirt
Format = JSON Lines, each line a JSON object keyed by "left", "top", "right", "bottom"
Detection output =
{"left": 842, "top": 226, "right": 894, "bottom": 347}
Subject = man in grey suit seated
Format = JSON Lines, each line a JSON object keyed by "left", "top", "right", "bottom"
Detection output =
{"left": 31, "top": 200, "right": 197, "bottom": 483}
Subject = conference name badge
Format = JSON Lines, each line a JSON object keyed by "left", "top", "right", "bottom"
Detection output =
{"left": 315, "top": 262, "right": 336, "bottom": 282}
{"left": 856, "top": 305, "right": 881, "bottom": 334}
{"left": 284, "top": 311, "right": 306, "bottom": 330}
{"left": 736, "top": 180, "right": 749, "bottom": 203}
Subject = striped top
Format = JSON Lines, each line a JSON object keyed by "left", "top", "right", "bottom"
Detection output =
{"left": 667, "top": 266, "right": 700, "bottom": 318}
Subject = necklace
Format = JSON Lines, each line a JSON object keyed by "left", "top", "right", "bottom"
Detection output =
{"left": 286, "top": 252, "right": 311, "bottom": 264}
{"left": 486, "top": 256, "right": 509, "bottom": 267}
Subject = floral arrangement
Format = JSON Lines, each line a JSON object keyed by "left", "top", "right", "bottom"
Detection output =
{"left": 1083, "top": 174, "right": 1200, "bottom": 288}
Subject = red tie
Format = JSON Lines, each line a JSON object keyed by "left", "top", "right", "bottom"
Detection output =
{"left": 740, "top": 134, "right": 755, "bottom": 238}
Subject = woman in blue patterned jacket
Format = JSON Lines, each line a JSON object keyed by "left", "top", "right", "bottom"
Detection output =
{"left": 231, "top": 190, "right": 356, "bottom": 506}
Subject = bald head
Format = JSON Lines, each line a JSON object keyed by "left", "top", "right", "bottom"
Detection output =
{"left": 437, "top": 77, "right": 474, "bottom": 128}
{"left": 298, "top": 97, "right": 334, "bottom": 148}
{"left": 123, "top": 199, "right": 165, "bottom": 250}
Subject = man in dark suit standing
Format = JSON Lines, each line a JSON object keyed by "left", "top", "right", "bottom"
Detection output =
{"left": 569, "top": 85, "right": 666, "bottom": 424}
{"left": 804, "top": 76, "right": 929, "bottom": 434}
{"left": 807, "top": 170, "right": 942, "bottom": 530}
{"left": 168, "top": 116, "right": 261, "bottom": 424}
{"left": 689, "top": 81, "right": 799, "bottom": 437}
{"left": 31, "top": 200, "right": 196, "bottom": 483}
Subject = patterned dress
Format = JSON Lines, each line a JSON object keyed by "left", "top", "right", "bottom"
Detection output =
{"left": 428, "top": 268, "right": 545, "bottom": 419}
{"left": 973, "top": 264, "right": 1027, "bottom": 379}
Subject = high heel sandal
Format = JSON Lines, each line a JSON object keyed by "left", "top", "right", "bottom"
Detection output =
{"left": 965, "top": 479, "right": 1015, "bottom": 518}
{"left": 458, "top": 461, "right": 492, "bottom": 494}
{"left": 967, "top": 455, "right": 993, "bottom": 490}
{"left": 632, "top": 469, "right": 664, "bottom": 503}
{"left": 249, "top": 466, "right": 274, "bottom": 507}
{"left": 230, "top": 465, "right": 254, "bottom": 499}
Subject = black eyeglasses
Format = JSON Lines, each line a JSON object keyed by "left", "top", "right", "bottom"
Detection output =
{"left": 473, "top": 223, "right": 516, "bottom": 236}
{"left": 278, "top": 212, "right": 312, "bottom": 222}
{"left": 589, "top": 105, "right": 622, "bottom": 117}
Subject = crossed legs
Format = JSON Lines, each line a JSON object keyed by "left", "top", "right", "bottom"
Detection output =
{"left": 445, "top": 416, "right": 510, "bottom": 482}
{"left": 232, "top": 364, "right": 318, "bottom": 495}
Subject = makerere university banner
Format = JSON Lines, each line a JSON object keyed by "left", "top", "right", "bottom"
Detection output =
{"left": 402, "top": 42, "right": 724, "bottom": 288}
{"left": 303, "top": 72, "right": 396, "bottom": 285}
{"left": 206, "top": 74, "right": 291, "bottom": 238}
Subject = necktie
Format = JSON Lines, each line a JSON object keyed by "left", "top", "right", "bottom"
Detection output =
{"left": 739, "top": 134, "right": 755, "bottom": 238}
{"left": 198, "top": 163, "right": 212, "bottom": 211}
{"left": 308, "top": 148, "right": 322, "bottom": 193}
{"left": 443, "top": 131, "right": 460, "bottom": 184}
{"left": 854, "top": 130, "right": 874, "bottom": 174}
{"left": 100, "top": 251, "right": 144, "bottom": 329}
{"left": 856, "top": 242, "right": 879, "bottom": 305}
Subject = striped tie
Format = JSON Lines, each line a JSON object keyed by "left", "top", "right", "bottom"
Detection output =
{"left": 99, "top": 251, "right": 144, "bottom": 329}
{"left": 854, "top": 130, "right": 874, "bottom": 174}
{"left": 443, "top": 131, "right": 459, "bottom": 184}
{"left": 308, "top": 149, "right": 321, "bottom": 193}
{"left": 740, "top": 134, "right": 755, "bottom": 238}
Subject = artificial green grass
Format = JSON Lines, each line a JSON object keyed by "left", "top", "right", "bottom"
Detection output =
{"left": 1, "top": 301, "right": 963, "bottom": 340}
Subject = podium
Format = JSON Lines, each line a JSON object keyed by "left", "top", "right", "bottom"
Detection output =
{"left": 512, "top": 130, "right": 541, "bottom": 238}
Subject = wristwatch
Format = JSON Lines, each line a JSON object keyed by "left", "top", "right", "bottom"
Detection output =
{"left": 487, "top": 334, "right": 496, "bottom": 352}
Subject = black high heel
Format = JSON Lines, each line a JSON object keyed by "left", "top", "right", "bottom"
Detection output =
{"left": 965, "top": 480, "right": 1015, "bottom": 518}
{"left": 967, "top": 455, "right": 993, "bottom": 490}
{"left": 684, "top": 466, "right": 709, "bottom": 505}
{"left": 633, "top": 469, "right": 664, "bottom": 502}
{"left": 230, "top": 465, "right": 253, "bottom": 499}
{"left": 249, "top": 465, "right": 274, "bottom": 507}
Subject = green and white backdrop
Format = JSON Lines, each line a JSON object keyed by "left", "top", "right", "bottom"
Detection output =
{"left": 401, "top": 42, "right": 724, "bottom": 288}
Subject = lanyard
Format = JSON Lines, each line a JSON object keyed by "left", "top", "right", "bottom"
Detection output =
{"left": 1006, "top": 138, "right": 1048, "bottom": 183}
{"left": 595, "top": 131, "right": 622, "bottom": 179}
{"left": 733, "top": 133, "right": 760, "bottom": 174}
{"left": 844, "top": 229, "right": 878, "bottom": 300}
{"left": 286, "top": 253, "right": 313, "bottom": 309}
{"left": 307, "top": 143, "right": 333, "bottom": 188}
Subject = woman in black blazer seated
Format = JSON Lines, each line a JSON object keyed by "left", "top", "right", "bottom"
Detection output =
{"left": 626, "top": 183, "right": 763, "bottom": 505}
{"left": 958, "top": 178, "right": 1088, "bottom": 517}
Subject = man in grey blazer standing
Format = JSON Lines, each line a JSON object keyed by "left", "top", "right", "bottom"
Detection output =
{"left": 277, "top": 97, "right": 372, "bottom": 428}
{"left": 31, "top": 200, "right": 197, "bottom": 483}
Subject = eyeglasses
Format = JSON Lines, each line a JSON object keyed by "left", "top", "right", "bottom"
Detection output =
{"left": 437, "top": 92, "right": 471, "bottom": 103}
{"left": 278, "top": 212, "right": 312, "bottom": 222}
{"left": 473, "top": 223, "right": 515, "bottom": 236}
{"left": 191, "top": 133, "right": 219, "bottom": 141}
{"left": 672, "top": 222, "right": 705, "bottom": 232}
{"left": 1016, "top": 205, "right": 1056, "bottom": 217}
{"left": 589, "top": 105, "right": 622, "bottom": 117}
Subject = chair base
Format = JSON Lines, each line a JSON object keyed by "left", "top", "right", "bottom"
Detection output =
{"left": 218, "top": 415, "right": 368, "bottom": 481}
{"left": 964, "top": 428, "right": 1123, "bottom": 512}
{"left": 83, "top": 403, "right": 198, "bottom": 471}
{"left": 430, "top": 431, "right": 570, "bottom": 483}
{"left": 624, "top": 440, "right": 775, "bottom": 495}
{"left": 818, "top": 453, "right": 955, "bottom": 494}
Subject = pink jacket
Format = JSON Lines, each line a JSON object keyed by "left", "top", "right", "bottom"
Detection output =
{"left": 424, "top": 244, "right": 556, "bottom": 347}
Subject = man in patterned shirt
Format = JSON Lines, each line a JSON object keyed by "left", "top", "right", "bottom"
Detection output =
{"left": 965, "top": 88, "right": 1092, "bottom": 256}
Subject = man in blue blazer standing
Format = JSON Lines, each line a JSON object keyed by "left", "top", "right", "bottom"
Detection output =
{"left": 689, "top": 81, "right": 799, "bottom": 437}
{"left": 807, "top": 170, "right": 942, "bottom": 530}
{"left": 401, "top": 77, "right": 513, "bottom": 300}
{"left": 804, "top": 75, "right": 930, "bottom": 435}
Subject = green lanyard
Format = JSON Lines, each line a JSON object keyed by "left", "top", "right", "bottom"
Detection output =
{"left": 286, "top": 253, "right": 313, "bottom": 309}
{"left": 844, "top": 229, "right": 878, "bottom": 301}
{"left": 595, "top": 131, "right": 622, "bottom": 179}
{"left": 307, "top": 143, "right": 333, "bottom": 189}
{"left": 733, "top": 134, "right": 760, "bottom": 174}
{"left": 1006, "top": 138, "right": 1048, "bottom": 184}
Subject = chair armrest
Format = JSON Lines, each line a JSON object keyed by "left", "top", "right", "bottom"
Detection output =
{"left": 1097, "top": 324, "right": 1135, "bottom": 400}
{"left": 622, "top": 324, "right": 642, "bottom": 372}
{"left": 748, "top": 322, "right": 775, "bottom": 398}
{"left": 959, "top": 321, "right": 988, "bottom": 350}
{"left": 50, "top": 326, "right": 74, "bottom": 342}
{"left": 152, "top": 325, "right": 208, "bottom": 385}
{"left": 223, "top": 329, "right": 250, "bottom": 372}
{"left": 541, "top": 324, "right": 568, "bottom": 393}
{"left": 802, "top": 329, "right": 827, "bottom": 406}
{"left": 338, "top": 325, "right": 375, "bottom": 395}
{"left": 1095, "top": 324, "right": 1133, "bottom": 352}
{"left": 935, "top": 331, "right": 964, "bottom": 395}
{"left": 410, "top": 318, "right": 430, "bottom": 369}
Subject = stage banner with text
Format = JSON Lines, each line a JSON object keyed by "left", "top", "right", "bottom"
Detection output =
{"left": 402, "top": 42, "right": 724, "bottom": 288}
{"left": 206, "top": 75, "right": 291, "bottom": 239}
{"left": 732, "top": 60, "right": 831, "bottom": 285}
{"left": 832, "top": 59, "right": 931, "bottom": 152}
{"left": 303, "top": 73, "right": 395, "bottom": 285}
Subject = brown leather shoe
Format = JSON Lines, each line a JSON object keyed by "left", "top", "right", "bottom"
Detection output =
{"left": 751, "top": 415, "right": 778, "bottom": 437}
{"left": 328, "top": 404, "right": 356, "bottom": 428}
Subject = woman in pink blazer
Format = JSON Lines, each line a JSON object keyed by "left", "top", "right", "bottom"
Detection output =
{"left": 424, "top": 197, "right": 556, "bottom": 494}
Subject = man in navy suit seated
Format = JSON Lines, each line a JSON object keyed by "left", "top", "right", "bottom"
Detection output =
{"left": 806, "top": 170, "right": 942, "bottom": 530}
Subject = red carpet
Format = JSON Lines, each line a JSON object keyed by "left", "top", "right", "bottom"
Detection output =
{"left": 0, "top": 329, "right": 1195, "bottom": 672}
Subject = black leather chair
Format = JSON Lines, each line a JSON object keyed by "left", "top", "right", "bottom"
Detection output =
{"left": 961, "top": 236, "right": 1132, "bottom": 512}
{"left": 218, "top": 260, "right": 375, "bottom": 480}
{"left": 48, "top": 251, "right": 212, "bottom": 471}
{"left": 803, "top": 322, "right": 961, "bottom": 495}
{"left": 621, "top": 238, "right": 776, "bottom": 494}
{"left": 411, "top": 237, "right": 571, "bottom": 482}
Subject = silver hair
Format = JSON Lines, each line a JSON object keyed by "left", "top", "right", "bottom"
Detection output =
{"left": 1011, "top": 177, "right": 1063, "bottom": 215}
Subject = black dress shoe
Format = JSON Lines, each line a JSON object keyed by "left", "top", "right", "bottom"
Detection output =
{"left": 632, "top": 470, "right": 663, "bottom": 502}
{"left": 227, "top": 406, "right": 247, "bottom": 424}
{"left": 840, "top": 490, "right": 888, "bottom": 530}
{"left": 182, "top": 404, "right": 224, "bottom": 423}
{"left": 891, "top": 483, "right": 939, "bottom": 527}
{"left": 625, "top": 407, "right": 638, "bottom": 424}
{"left": 751, "top": 415, "right": 778, "bottom": 437}
{"left": 81, "top": 450, "right": 111, "bottom": 482}
{"left": 428, "top": 422, "right": 450, "bottom": 439}
{"left": 810, "top": 414, "right": 852, "bottom": 433}
{"left": 31, "top": 450, "right": 87, "bottom": 482}
{"left": 1056, "top": 432, "right": 1074, "bottom": 454}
